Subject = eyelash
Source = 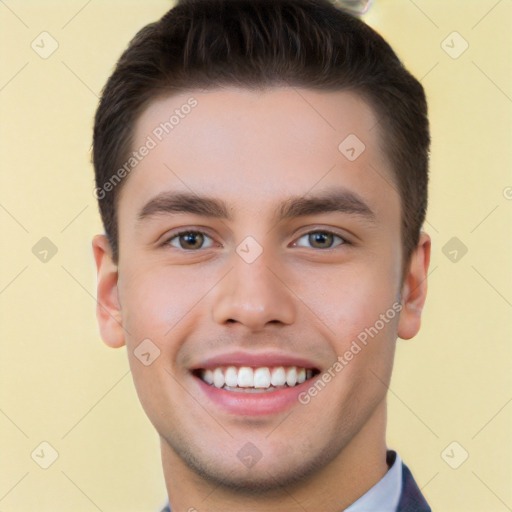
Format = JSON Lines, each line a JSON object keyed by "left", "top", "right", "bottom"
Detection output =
{"left": 162, "top": 228, "right": 350, "bottom": 251}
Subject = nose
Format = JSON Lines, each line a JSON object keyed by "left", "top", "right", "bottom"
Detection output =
{"left": 211, "top": 248, "right": 296, "bottom": 332}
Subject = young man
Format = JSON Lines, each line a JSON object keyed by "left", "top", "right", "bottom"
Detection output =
{"left": 92, "top": 1, "right": 432, "bottom": 510}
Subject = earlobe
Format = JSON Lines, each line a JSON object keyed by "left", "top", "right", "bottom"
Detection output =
{"left": 91, "top": 234, "right": 126, "bottom": 348}
{"left": 397, "top": 232, "right": 431, "bottom": 340}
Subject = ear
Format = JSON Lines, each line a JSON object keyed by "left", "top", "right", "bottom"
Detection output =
{"left": 91, "top": 234, "right": 125, "bottom": 348}
{"left": 397, "top": 231, "right": 431, "bottom": 340}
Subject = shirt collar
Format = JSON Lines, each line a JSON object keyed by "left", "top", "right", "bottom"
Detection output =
{"left": 343, "top": 450, "right": 403, "bottom": 512}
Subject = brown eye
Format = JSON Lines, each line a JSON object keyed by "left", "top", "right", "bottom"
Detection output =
{"left": 295, "top": 231, "right": 345, "bottom": 249}
{"left": 166, "top": 231, "right": 213, "bottom": 250}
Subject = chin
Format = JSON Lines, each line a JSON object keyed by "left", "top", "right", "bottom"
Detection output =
{"left": 163, "top": 430, "right": 342, "bottom": 495}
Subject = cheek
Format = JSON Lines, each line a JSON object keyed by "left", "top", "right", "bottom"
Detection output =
{"left": 325, "top": 265, "right": 400, "bottom": 404}
{"left": 298, "top": 260, "right": 401, "bottom": 346}
{"left": 117, "top": 266, "right": 202, "bottom": 426}
{"left": 118, "top": 265, "right": 208, "bottom": 345}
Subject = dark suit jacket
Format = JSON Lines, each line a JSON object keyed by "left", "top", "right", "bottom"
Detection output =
{"left": 159, "top": 451, "right": 431, "bottom": 512}
{"left": 391, "top": 451, "right": 432, "bottom": 512}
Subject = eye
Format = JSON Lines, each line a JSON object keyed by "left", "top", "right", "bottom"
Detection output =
{"left": 165, "top": 230, "right": 215, "bottom": 250}
{"left": 294, "top": 230, "right": 346, "bottom": 250}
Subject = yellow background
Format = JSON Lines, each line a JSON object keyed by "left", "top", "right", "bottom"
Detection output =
{"left": 0, "top": 1, "right": 510, "bottom": 510}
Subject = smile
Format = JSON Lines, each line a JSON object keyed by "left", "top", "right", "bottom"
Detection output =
{"left": 194, "top": 365, "right": 319, "bottom": 393}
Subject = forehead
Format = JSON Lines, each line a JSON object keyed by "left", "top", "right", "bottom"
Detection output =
{"left": 119, "top": 86, "right": 398, "bottom": 225}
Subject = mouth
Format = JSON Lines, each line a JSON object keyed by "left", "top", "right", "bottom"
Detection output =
{"left": 193, "top": 365, "right": 321, "bottom": 393}
{"left": 189, "top": 352, "right": 323, "bottom": 415}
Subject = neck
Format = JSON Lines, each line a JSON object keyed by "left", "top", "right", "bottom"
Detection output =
{"left": 160, "top": 401, "right": 388, "bottom": 512}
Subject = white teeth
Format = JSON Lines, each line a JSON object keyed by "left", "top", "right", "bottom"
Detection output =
{"left": 199, "top": 365, "right": 315, "bottom": 391}
{"left": 213, "top": 367, "right": 225, "bottom": 388}
{"left": 237, "top": 367, "right": 254, "bottom": 387}
{"left": 203, "top": 369, "right": 214, "bottom": 385}
{"left": 286, "top": 366, "right": 297, "bottom": 387}
{"left": 253, "top": 367, "right": 271, "bottom": 388}
{"left": 225, "top": 366, "right": 238, "bottom": 387}
{"left": 271, "top": 366, "right": 286, "bottom": 386}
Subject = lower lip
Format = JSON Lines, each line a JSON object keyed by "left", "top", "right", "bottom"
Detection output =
{"left": 193, "top": 374, "right": 312, "bottom": 416}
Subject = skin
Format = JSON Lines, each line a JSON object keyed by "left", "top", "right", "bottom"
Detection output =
{"left": 92, "top": 87, "right": 430, "bottom": 512}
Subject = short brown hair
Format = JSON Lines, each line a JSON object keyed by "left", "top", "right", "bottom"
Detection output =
{"left": 93, "top": 0, "right": 430, "bottom": 270}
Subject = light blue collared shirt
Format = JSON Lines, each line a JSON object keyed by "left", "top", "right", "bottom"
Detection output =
{"left": 343, "top": 450, "right": 403, "bottom": 512}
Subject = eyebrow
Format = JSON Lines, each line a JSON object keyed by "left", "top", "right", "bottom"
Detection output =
{"left": 136, "top": 188, "right": 376, "bottom": 224}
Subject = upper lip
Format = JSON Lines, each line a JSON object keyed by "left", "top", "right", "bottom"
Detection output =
{"left": 189, "top": 350, "right": 321, "bottom": 371}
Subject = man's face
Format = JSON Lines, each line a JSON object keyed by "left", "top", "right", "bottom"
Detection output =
{"left": 101, "top": 87, "right": 413, "bottom": 489}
